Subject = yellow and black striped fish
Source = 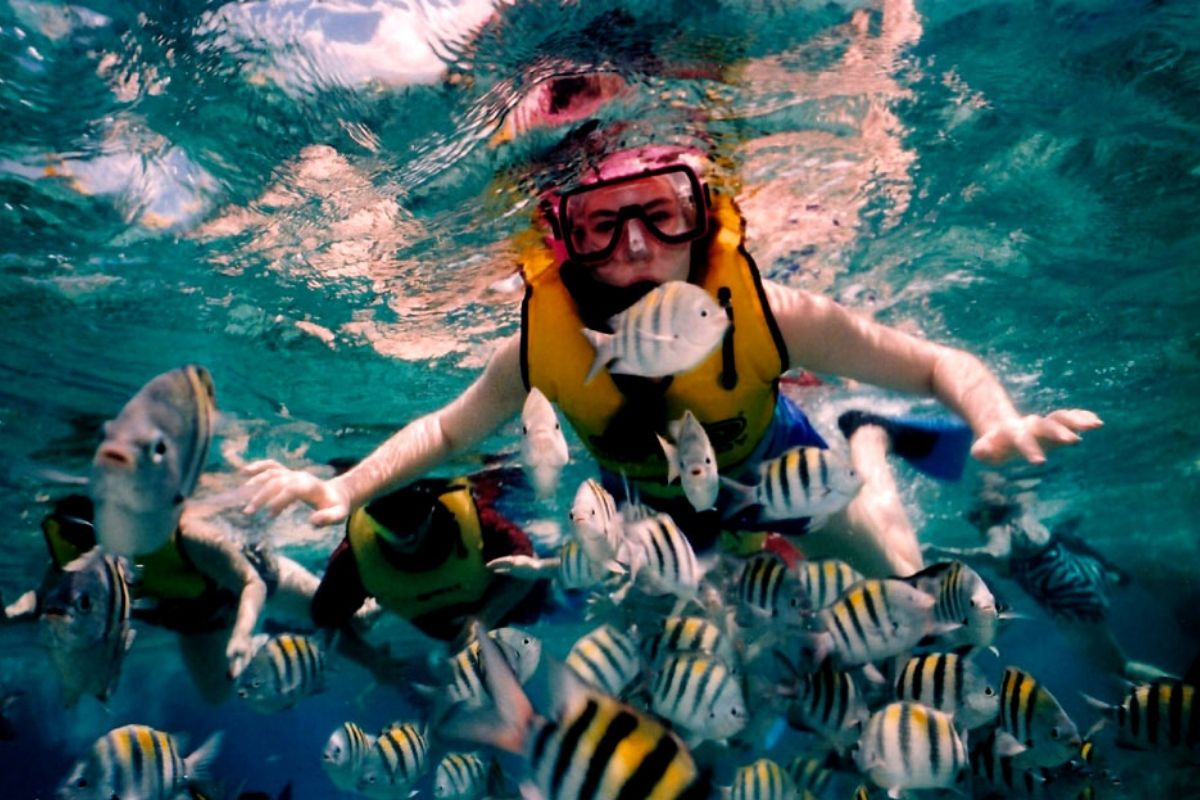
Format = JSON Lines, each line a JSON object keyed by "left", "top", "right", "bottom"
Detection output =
{"left": 729, "top": 758, "right": 795, "bottom": 800}
{"left": 651, "top": 653, "right": 746, "bottom": 742}
{"left": 785, "top": 757, "right": 831, "bottom": 797}
{"left": 895, "top": 652, "right": 998, "bottom": 730}
{"left": 448, "top": 627, "right": 543, "bottom": 707}
{"left": 722, "top": 446, "right": 861, "bottom": 524}
{"left": 559, "top": 539, "right": 606, "bottom": 590}
{"left": 57, "top": 724, "right": 222, "bottom": 800}
{"left": 623, "top": 513, "right": 701, "bottom": 600}
{"left": 1084, "top": 680, "right": 1198, "bottom": 753}
{"left": 566, "top": 623, "right": 642, "bottom": 697}
{"left": 439, "top": 621, "right": 711, "bottom": 800}
{"left": 855, "top": 702, "right": 967, "bottom": 792}
{"left": 733, "top": 552, "right": 809, "bottom": 627}
{"left": 786, "top": 659, "right": 868, "bottom": 748}
{"left": 433, "top": 751, "right": 492, "bottom": 799}
{"left": 902, "top": 560, "right": 999, "bottom": 650}
{"left": 358, "top": 721, "right": 429, "bottom": 796}
{"left": 235, "top": 633, "right": 326, "bottom": 714}
{"left": 999, "top": 667, "right": 1081, "bottom": 768}
{"left": 640, "top": 615, "right": 737, "bottom": 670}
{"left": 322, "top": 721, "right": 374, "bottom": 792}
{"left": 796, "top": 558, "right": 863, "bottom": 610}
{"left": 814, "top": 579, "right": 936, "bottom": 666}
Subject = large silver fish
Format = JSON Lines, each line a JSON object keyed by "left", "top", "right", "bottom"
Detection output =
{"left": 235, "top": 633, "right": 326, "bottom": 714}
{"left": 57, "top": 724, "right": 222, "bottom": 800}
{"left": 582, "top": 281, "right": 729, "bottom": 384}
{"left": 811, "top": 579, "right": 938, "bottom": 667}
{"left": 895, "top": 652, "right": 999, "bottom": 730}
{"left": 650, "top": 653, "right": 747, "bottom": 743}
{"left": 855, "top": 702, "right": 968, "bottom": 793}
{"left": 322, "top": 721, "right": 375, "bottom": 792}
{"left": 39, "top": 550, "right": 135, "bottom": 707}
{"left": 520, "top": 387, "right": 570, "bottom": 500}
{"left": 999, "top": 667, "right": 1082, "bottom": 769}
{"left": 91, "top": 365, "right": 216, "bottom": 557}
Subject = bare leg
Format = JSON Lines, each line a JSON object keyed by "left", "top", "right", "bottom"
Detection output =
{"left": 799, "top": 425, "right": 921, "bottom": 577}
{"left": 264, "top": 555, "right": 321, "bottom": 627}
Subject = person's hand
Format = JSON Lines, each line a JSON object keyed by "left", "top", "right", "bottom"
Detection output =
{"left": 486, "top": 555, "right": 550, "bottom": 580}
{"left": 241, "top": 460, "right": 351, "bottom": 526}
{"left": 226, "top": 633, "right": 255, "bottom": 680}
{"left": 971, "top": 408, "right": 1103, "bottom": 465}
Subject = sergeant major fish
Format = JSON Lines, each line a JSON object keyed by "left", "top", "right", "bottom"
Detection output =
{"left": 566, "top": 623, "right": 642, "bottom": 697}
{"left": 657, "top": 410, "right": 719, "bottom": 512}
{"left": 902, "top": 560, "right": 999, "bottom": 651}
{"left": 39, "top": 549, "right": 135, "bottom": 707}
{"left": 732, "top": 552, "right": 810, "bottom": 628}
{"left": 617, "top": 512, "right": 702, "bottom": 608}
{"left": 796, "top": 558, "right": 863, "bottom": 610}
{"left": 582, "top": 280, "right": 730, "bottom": 384}
{"left": 439, "top": 621, "right": 711, "bottom": 800}
{"left": 322, "top": 721, "right": 375, "bottom": 792}
{"left": 809, "top": 579, "right": 939, "bottom": 667}
{"left": 784, "top": 659, "right": 869, "bottom": 751}
{"left": 357, "top": 722, "right": 429, "bottom": 800}
{"left": 569, "top": 478, "right": 625, "bottom": 572}
{"left": 235, "top": 632, "right": 326, "bottom": 714}
{"left": 57, "top": 724, "right": 223, "bottom": 800}
{"left": 1082, "top": 680, "right": 1199, "bottom": 756}
{"left": 999, "top": 667, "right": 1082, "bottom": 768}
{"left": 728, "top": 758, "right": 796, "bottom": 800}
{"left": 722, "top": 446, "right": 861, "bottom": 526}
{"left": 855, "top": 702, "right": 968, "bottom": 794}
{"left": 521, "top": 387, "right": 570, "bottom": 500}
{"left": 641, "top": 614, "right": 738, "bottom": 670}
{"left": 447, "top": 627, "right": 542, "bottom": 708}
{"left": 433, "top": 752, "right": 491, "bottom": 800}
{"left": 91, "top": 364, "right": 216, "bottom": 557}
{"left": 895, "top": 652, "right": 999, "bottom": 730}
{"left": 651, "top": 653, "right": 747, "bottom": 744}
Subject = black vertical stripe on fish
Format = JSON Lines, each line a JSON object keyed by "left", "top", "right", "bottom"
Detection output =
{"left": 647, "top": 524, "right": 666, "bottom": 573}
{"left": 579, "top": 710, "right": 639, "bottom": 800}
{"left": 861, "top": 581, "right": 882, "bottom": 632}
{"left": 1000, "top": 670, "right": 1011, "bottom": 729}
{"left": 152, "top": 729, "right": 171, "bottom": 793}
{"left": 550, "top": 699, "right": 599, "bottom": 799}
{"left": 615, "top": 733, "right": 679, "bottom": 800}
{"left": 531, "top": 721, "right": 558, "bottom": 771}
{"left": 953, "top": 656, "right": 964, "bottom": 713}
{"left": 797, "top": 450, "right": 810, "bottom": 504}
{"left": 899, "top": 704, "right": 913, "bottom": 768}
{"left": 927, "top": 708, "right": 941, "bottom": 777}
{"left": 816, "top": 563, "right": 827, "bottom": 607}
{"left": 818, "top": 450, "right": 829, "bottom": 495}
{"left": 1147, "top": 682, "right": 1161, "bottom": 746}
{"left": 1022, "top": 677, "right": 1037, "bottom": 747}
{"left": 843, "top": 593, "right": 868, "bottom": 648}
{"left": 932, "top": 655, "right": 947, "bottom": 709}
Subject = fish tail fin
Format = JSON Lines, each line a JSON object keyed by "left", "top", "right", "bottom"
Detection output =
{"left": 185, "top": 730, "right": 224, "bottom": 785}
{"left": 581, "top": 329, "right": 613, "bottom": 384}
{"left": 719, "top": 476, "right": 758, "bottom": 521}
{"left": 437, "top": 621, "right": 532, "bottom": 756}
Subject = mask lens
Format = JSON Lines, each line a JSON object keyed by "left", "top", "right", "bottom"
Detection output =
{"left": 560, "top": 166, "right": 705, "bottom": 262}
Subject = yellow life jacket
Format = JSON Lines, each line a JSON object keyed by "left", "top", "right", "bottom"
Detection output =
{"left": 521, "top": 193, "right": 788, "bottom": 494}
{"left": 42, "top": 501, "right": 212, "bottom": 601}
{"left": 347, "top": 478, "right": 491, "bottom": 620}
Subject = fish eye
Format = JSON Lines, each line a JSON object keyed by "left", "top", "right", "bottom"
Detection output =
{"left": 1050, "top": 727, "right": 1061, "bottom": 739}
{"left": 700, "top": 310, "right": 708, "bottom": 317}
{"left": 78, "top": 595, "right": 92, "bottom": 611}
{"left": 148, "top": 436, "right": 168, "bottom": 463}
{"left": 985, "top": 687, "right": 995, "bottom": 696}
{"left": 969, "top": 599, "right": 976, "bottom": 607}
{"left": 522, "top": 425, "right": 528, "bottom": 435}
{"left": 962, "top": 617, "right": 969, "bottom": 625}
{"left": 76, "top": 778, "right": 88, "bottom": 787}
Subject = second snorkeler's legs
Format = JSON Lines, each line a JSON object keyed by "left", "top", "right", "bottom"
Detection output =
{"left": 798, "top": 423, "right": 922, "bottom": 577}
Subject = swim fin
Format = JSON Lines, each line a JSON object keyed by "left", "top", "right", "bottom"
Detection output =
{"left": 837, "top": 410, "right": 972, "bottom": 481}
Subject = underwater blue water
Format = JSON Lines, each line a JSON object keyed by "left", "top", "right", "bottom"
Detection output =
{"left": 1, "top": 0, "right": 1198, "bottom": 797}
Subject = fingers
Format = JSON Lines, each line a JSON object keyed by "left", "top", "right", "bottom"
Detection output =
{"left": 310, "top": 507, "right": 348, "bottom": 528}
{"left": 242, "top": 459, "right": 284, "bottom": 476}
{"left": 1045, "top": 408, "right": 1103, "bottom": 432}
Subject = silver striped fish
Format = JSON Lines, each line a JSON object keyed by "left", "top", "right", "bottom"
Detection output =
{"left": 569, "top": 478, "right": 625, "bottom": 569}
{"left": 235, "top": 633, "right": 326, "bottom": 714}
{"left": 522, "top": 387, "right": 570, "bottom": 500}
{"left": 657, "top": 410, "right": 720, "bottom": 512}
{"left": 785, "top": 660, "right": 869, "bottom": 748}
{"left": 559, "top": 539, "right": 607, "bottom": 590}
{"left": 651, "top": 653, "right": 747, "bottom": 742}
{"left": 582, "top": 280, "right": 729, "bottom": 383}
{"left": 796, "top": 558, "right": 863, "bottom": 610}
{"left": 621, "top": 512, "right": 701, "bottom": 603}
{"left": 813, "top": 579, "right": 936, "bottom": 667}
{"left": 640, "top": 614, "right": 737, "bottom": 670}
{"left": 1083, "top": 680, "right": 1199, "bottom": 754}
{"left": 999, "top": 667, "right": 1082, "bottom": 768}
{"left": 448, "top": 627, "right": 542, "bottom": 707}
{"left": 57, "top": 724, "right": 222, "bottom": 800}
{"left": 722, "top": 446, "right": 861, "bottom": 524}
{"left": 433, "top": 752, "right": 491, "bottom": 799}
{"left": 357, "top": 722, "right": 429, "bottom": 799}
{"left": 322, "top": 721, "right": 375, "bottom": 792}
{"left": 730, "top": 758, "right": 797, "bottom": 800}
{"left": 566, "top": 623, "right": 642, "bottom": 697}
{"left": 895, "top": 652, "right": 998, "bottom": 730}
{"left": 902, "top": 560, "right": 999, "bottom": 650}
{"left": 855, "top": 702, "right": 968, "bottom": 792}
{"left": 733, "top": 552, "right": 810, "bottom": 627}
{"left": 40, "top": 549, "right": 135, "bottom": 707}
{"left": 785, "top": 757, "right": 833, "bottom": 797}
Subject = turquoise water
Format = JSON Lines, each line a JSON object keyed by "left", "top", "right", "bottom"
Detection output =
{"left": 1, "top": 0, "right": 1197, "bottom": 797}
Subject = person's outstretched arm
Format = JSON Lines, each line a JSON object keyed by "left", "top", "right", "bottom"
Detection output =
{"left": 242, "top": 335, "right": 527, "bottom": 525}
{"left": 763, "top": 281, "right": 1101, "bottom": 464}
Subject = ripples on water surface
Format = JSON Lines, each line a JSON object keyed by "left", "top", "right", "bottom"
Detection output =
{"left": 1, "top": 0, "right": 1198, "bottom": 797}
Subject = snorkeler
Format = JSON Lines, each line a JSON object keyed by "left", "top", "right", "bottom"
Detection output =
{"left": 239, "top": 143, "right": 1100, "bottom": 581}
{"left": 310, "top": 467, "right": 546, "bottom": 643}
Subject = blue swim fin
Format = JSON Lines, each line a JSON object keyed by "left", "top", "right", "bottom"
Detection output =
{"left": 838, "top": 410, "right": 972, "bottom": 481}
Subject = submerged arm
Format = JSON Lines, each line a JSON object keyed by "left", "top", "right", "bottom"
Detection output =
{"left": 763, "top": 281, "right": 1101, "bottom": 464}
